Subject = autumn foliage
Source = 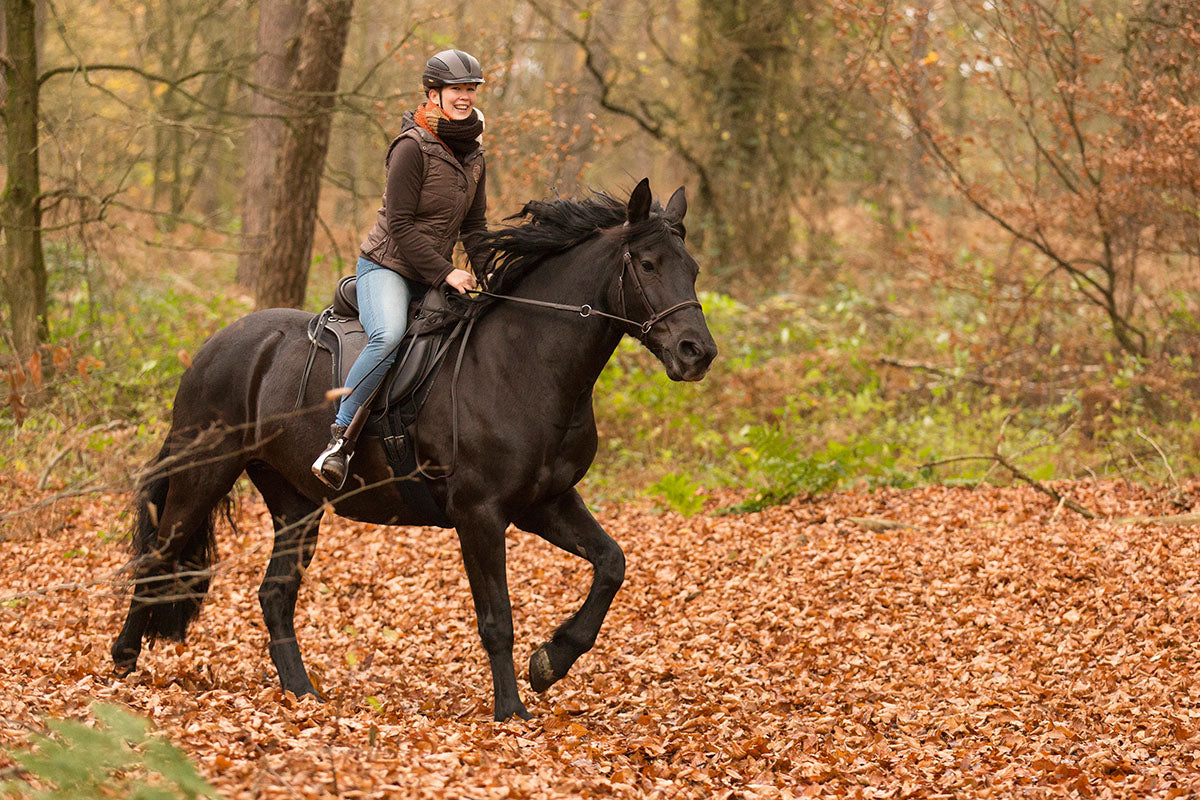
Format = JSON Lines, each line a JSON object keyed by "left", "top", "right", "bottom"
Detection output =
{"left": 3, "top": 476, "right": 1200, "bottom": 797}
{"left": 865, "top": 0, "right": 1200, "bottom": 358}
{"left": 5, "top": 2, "right": 1200, "bottom": 795}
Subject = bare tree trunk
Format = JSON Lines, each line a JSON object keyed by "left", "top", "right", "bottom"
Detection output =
{"left": 696, "top": 0, "right": 802, "bottom": 286}
{"left": 237, "top": 0, "right": 304, "bottom": 288}
{"left": 0, "top": 5, "right": 7, "bottom": 102}
{"left": 149, "top": 2, "right": 179, "bottom": 221}
{"left": 255, "top": 0, "right": 354, "bottom": 310}
{"left": 905, "top": 0, "right": 931, "bottom": 215}
{"left": 1, "top": 0, "right": 47, "bottom": 355}
{"left": 332, "top": 6, "right": 381, "bottom": 224}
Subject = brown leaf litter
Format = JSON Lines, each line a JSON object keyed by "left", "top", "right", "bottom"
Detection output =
{"left": 1, "top": 479, "right": 1199, "bottom": 798}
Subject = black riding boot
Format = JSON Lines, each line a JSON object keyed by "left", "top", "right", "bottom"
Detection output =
{"left": 312, "top": 423, "right": 354, "bottom": 490}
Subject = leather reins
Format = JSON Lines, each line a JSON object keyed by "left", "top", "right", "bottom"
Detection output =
{"left": 413, "top": 242, "right": 702, "bottom": 480}
{"left": 471, "top": 245, "right": 701, "bottom": 338}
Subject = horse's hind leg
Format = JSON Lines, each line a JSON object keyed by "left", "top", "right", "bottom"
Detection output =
{"left": 248, "top": 463, "right": 324, "bottom": 697}
{"left": 113, "top": 596, "right": 154, "bottom": 675}
{"left": 513, "top": 489, "right": 625, "bottom": 693}
{"left": 112, "top": 451, "right": 244, "bottom": 675}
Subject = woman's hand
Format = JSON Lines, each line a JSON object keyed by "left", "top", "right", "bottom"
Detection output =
{"left": 445, "top": 268, "right": 478, "bottom": 294}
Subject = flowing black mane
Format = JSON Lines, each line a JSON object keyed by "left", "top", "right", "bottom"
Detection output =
{"left": 476, "top": 191, "right": 681, "bottom": 294}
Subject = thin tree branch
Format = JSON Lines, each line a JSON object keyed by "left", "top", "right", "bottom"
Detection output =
{"left": 921, "top": 412, "right": 1097, "bottom": 518}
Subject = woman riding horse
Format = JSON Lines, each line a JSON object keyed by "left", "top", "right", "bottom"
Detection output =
{"left": 112, "top": 179, "right": 717, "bottom": 721}
{"left": 313, "top": 49, "right": 491, "bottom": 489}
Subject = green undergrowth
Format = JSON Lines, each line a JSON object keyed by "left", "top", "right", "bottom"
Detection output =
{"left": 0, "top": 251, "right": 250, "bottom": 489}
{"left": 4, "top": 241, "right": 1200, "bottom": 514}
{"left": 586, "top": 277, "right": 1200, "bottom": 511}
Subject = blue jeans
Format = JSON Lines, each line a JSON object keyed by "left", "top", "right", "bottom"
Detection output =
{"left": 335, "top": 256, "right": 413, "bottom": 427}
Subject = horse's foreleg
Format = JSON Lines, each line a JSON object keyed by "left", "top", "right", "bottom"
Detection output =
{"left": 454, "top": 513, "right": 530, "bottom": 721}
{"left": 250, "top": 465, "right": 324, "bottom": 698}
{"left": 514, "top": 489, "right": 625, "bottom": 693}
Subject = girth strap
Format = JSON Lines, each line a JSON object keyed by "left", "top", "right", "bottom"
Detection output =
{"left": 411, "top": 315, "right": 478, "bottom": 480}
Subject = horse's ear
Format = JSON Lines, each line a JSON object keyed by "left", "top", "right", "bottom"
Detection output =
{"left": 665, "top": 186, "right": 687, "bottom": 222}
{"left": 627, "top": 178, "right": 652, "bottom": 224}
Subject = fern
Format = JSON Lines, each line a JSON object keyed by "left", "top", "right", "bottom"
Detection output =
{"left": 1, "top": 703, "right": 220, "bottom": 800}
{"left": 649, "top": 472, "right": 709, "bottom": 517}
{"left": 724, "top": 425, "right": 850, "bottom": 514}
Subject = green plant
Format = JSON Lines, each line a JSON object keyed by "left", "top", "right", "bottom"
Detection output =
{"left": 724, "top": 425, "right": 849, "bottom": 513}
{"left": 648, "top": 472, "right": 709, "bottom": 516}
{"left": 1, "top": 703, "right": 220, "bottom": 800}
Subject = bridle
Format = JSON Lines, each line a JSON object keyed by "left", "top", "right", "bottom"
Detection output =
{"left": 470, "top": 240, "right": 702, "bottom": 338}
{"left": 414, "top": 235, "right": 702, "bottom": 480}
{"left": 612, "top": 249, "right": 703, "bottom": 335}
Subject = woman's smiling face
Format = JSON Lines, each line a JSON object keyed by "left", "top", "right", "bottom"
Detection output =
{"left": 431, "top": 84, "right": 478, "bottom": 120}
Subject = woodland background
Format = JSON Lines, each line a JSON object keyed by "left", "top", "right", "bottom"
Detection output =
{"left": 3, "top": 0, "right": 1200, "bottom": 797}
{"left": 3, "top": 0, "right": 1200, "bottom": 501}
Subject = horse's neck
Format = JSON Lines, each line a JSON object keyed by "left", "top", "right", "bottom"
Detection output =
{"left": 518, "top": 235, "right": 618, "bottom": 305}
{"left": 498, "top": 235, "right": 625, "bottom": 388}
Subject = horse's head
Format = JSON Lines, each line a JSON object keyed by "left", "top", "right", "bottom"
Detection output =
{"left": 613, "top": 179, "right": 718, "bottom": 382}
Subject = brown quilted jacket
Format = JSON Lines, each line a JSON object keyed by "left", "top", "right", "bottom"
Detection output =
{"left": 359, "top": 112, "right": 488, "bottom": 286}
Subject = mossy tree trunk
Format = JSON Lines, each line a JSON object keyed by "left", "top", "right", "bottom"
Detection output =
{"left": 695, "top": 0, "right": 803, "bottom": 287}
{"left": 1, "top": 0, "right": 48, "bottom": 356}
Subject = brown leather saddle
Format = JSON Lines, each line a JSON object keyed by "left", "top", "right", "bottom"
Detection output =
{"left": 298, "top": 276, "right": 468, "bottom": 416}
{"left": 297, "top": 276, "right": 484, "bottom": 526}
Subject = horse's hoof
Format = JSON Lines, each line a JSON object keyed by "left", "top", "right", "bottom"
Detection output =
{"left": 111, "top": 647, "right": 139, "bottom": 678}
{"left": 285, "top": 680, "right": 324, "bottom": 702}
{"left": 529, "top": 646, "right": 560, "bottom": 693}
{"left": 282, "top": 686, "right": 324, "bottom": 703}
{"left": 495, "top": 704, "right": 532, "bottom": 722}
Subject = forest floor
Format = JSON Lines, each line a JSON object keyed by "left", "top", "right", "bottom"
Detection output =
{"left": 1, "top": 478, "right": 1199, "bottom": 798}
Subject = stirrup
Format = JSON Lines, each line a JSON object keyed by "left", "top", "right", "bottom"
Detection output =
{"left": 312, "top": 439, "right": 353, "bottom": 490}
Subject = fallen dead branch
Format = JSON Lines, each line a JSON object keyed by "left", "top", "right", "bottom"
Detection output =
{"left": 1109, "top": 513, "right": 1200, "bottom": 527}
{"left": 923, "top": 451, "right": 1097, "bottom": 519}
{"left": 922, "top": 413, "right": 1098, "bottom": 519}
{"left": 840, "top": 516, "right": 917, "bottom": 532}
{"left": 877, "top": 357, "right": 999, "bottom": 388}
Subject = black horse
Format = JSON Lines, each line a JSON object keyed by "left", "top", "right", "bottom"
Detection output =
{"left": 112, "top": 179, "right": 717, "bottom": 721}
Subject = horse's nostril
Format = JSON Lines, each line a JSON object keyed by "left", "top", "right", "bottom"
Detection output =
{"left": 679, "top": 339, "right": 703, "bottom": 362}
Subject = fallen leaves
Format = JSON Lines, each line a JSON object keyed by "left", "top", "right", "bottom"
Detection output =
{"left": 1, "top": 479, "right": 1200, "bottom": 797}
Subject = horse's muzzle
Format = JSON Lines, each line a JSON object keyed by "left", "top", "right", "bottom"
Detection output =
{"left": 667, "top": 336, "right": 718, "bottom": 382}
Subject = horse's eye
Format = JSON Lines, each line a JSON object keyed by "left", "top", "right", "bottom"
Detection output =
{"left": 640, "top": 260, "right": 655, "bottom": 272}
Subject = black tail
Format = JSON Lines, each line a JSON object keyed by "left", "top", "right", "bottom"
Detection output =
{"left": 128, "top": 441, "right": 232, "bottom": 642}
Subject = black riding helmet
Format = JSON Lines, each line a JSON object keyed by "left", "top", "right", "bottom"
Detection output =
{"left": 422, "top": 49, "right": 485, "bottom": 90}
